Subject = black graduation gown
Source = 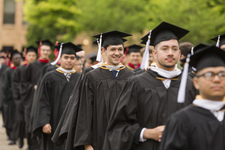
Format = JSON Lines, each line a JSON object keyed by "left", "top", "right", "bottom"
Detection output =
{"left": 33, "top": 69, "right": 80, "bottom": 150}
{"left": 103, "top": 69, "right": 198, "bottom": 150}
{"left": 0, "top": 63, "right": 8, "bottom": 122}
{"left": 12, "top": 65, "right": 26, "bottom": 139}
{"left": 2, "top": 67, "right": 16, "bottom": 131}
{"left": 52, "top": 67, "right": 94, "bottom": 146}
{"left": 41, "top": 63, "right": 59, "bottom": 77}
{"left": 159, "top": 105, "right": 225, "bottom": 150}
{"left": 65, "top": 67, "right": 134, "bottom": 150}
{"left": 22, "top": 60, "right": 50, "bottom": 130}
{"left": 134, "top": 69, "right": 145, "bottom": 75}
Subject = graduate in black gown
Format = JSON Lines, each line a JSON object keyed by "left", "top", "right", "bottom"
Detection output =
{"left": 22, "top": 39, "right": 53, "bottom": 150}
{"left": 2, "top": 50, "right": 22, "bottom": 145}
{"left": 12, "top": 46, "right": 37, "bottom": 148}
{"left": 160, "top": 45, "right": 225, "bottom": 150}
{"left": 52, "top": 48, "right": 107, "bottom": 146}
{"left": 0, "top": 50, "right": 8, "bottom": 113}
{"left": 32, "top": 42, "right": 82, "bottom": 150}
{"left": 103, "top": 22, "right": 198, "bottom": 150}
{"left": 51, "top": 42, "right": 107, "bottom": 146}
{"left": 0, "top": 54, "right": 8, "bottom": 120}
{"left": 62, "top": 31, "right": 133, "bottom": 150}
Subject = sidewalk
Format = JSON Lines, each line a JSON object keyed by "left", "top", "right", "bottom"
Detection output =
{"left": 0, "top": 113, "right": 27, "bottom": 150}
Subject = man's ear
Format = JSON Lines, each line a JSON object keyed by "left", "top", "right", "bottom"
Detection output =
{"left": 193, "top": 76, "right": 200, "bottom": 90}
{"left": 152, "top": 49, "right": 157, "bottom": 60}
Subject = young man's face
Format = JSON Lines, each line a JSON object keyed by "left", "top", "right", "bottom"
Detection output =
{"left": 153, "top": 39, "right": 180, "bottom": 71}
{"left": 74, "top": 60, "right": 83, "bottom": 74}
{"left": 193, "top": 66, "right": 225, "bottom": 101}
{"left": 103, "top": 44, "right": 124, "bottom": 66}
{"left": 26, "top": 52, "right": 37, "bottom": 64}
{"left": 59, "top": 54, "right": 76, "bottom": 70}
{"left": 129, "top": 52, "right": 141, "bottom": 65}
{"left": 0, "top": 52, "right": 6, "bottom": 58}
{"left": 76, "top": 51, "right": 85, "bottom": 64}
{"left": 40, "top": 45, "right": 51, "bottom": 60}
{"left": 12, "top": 54, "right": 22, "bottom": 67}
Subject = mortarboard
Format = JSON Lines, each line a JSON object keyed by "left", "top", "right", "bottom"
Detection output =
{"left": 36, "top": 39, "right": 53, "bottom": 47}
{"left": 141, "top": 22, "right": 189, "bottom": 46}
{"left": 211, "top": 34, "right": 225, "bottom": 48}
{"left": 190, "top": 45, "right": 225, "bottom": 72}
{"left": 26, "top": 46, "right": 38, "bottom": 53}
{"left": 93, "top": 30, "right": 131, "bottom": 47}
{"left": 86, "top": 51, "right": 97, "bottom": 64}
{"left": 125, "top": 44, "right": 143, "bottom": 54}
{"left": 51, "top": 42, "right": 83, "bottom": 65}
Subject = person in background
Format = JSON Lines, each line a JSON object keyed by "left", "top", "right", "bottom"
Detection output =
{"left": 2, "top": 50, "right": 21, "bottom": 145}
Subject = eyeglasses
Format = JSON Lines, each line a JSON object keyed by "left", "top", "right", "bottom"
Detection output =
{"left": 196, "top": 71, "right": 225, "bottom": 80}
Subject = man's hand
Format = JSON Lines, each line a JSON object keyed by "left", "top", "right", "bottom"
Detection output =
{"left": 42, "top": 124, "right": 51, "bottom": 134}
{"left": 34, "top": 85, "right": 37, "bottom": 90}
{"left": 84, "top": 144, "right": 94, "bottom": 150}
{"left": 143, "top": 125, "right": 165, "bottom": 142}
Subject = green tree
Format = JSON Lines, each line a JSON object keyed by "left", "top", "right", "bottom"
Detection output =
{"left": 23, "top": 0, "right": 81, "bottom": 45}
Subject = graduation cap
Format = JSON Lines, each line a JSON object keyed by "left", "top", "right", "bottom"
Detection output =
{"left": 93, "top": 30, "right": 131, "bottom": 47}
{"left": 36, "top": 39, "right": 54, "bottom": 47}
{"left": 10, "top": 50, "right": 20, "bottom": 60}
{"left": 125, "top": 44, "right": 143, "bottom": 54}
{"left": 51, "top": 42, "right": 83, "bottom": 65}
{"left": 26, "top": 46, "right": 38, "bottom": 53}
{"left": 76, "top": 44, "right": 83, "bottom": 49}
{"left": 93, "top": 30, "right": 131, "bottom": 62}
{"left": 141, "top": 22, "right": 189, "bottom": 46}
{"left": 211, "top": 34, "right": 225, "bottom": 48}
{"left": 86, "top": 51, "right": 97, "bottom": 64}
{"left": 177, "top": 45, "right": 225, "bottom": 103}
{"left": 190, "top": 45, "right": 225, "bottom": 72}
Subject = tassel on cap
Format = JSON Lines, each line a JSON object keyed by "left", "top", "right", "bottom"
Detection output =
{"left": 51, "top": 43, "right": 63, "bottom": 65}
{"left": 38, "top": 41, "right": 42, "bottom": 57}
{"left": 54, "top": 41, "right": 59, "bottom": 60}
{"left": 177, "top": 53, "right": 191, "bottom": 103}
{"left": 96, "top": 33, "right": 103, "bottom": 62}
{"left": 216, "top": 35, "right": 220, "bottom": 48}
{"left": 140, "top": 30, "right": 152, "bottom": 70}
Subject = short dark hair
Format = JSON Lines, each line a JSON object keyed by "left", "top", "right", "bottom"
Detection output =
{"left": 103, "top": 44, "right": 124, "bottom": 50}
{"left": 180, "top": 42, "right": 194, "bottom": 57}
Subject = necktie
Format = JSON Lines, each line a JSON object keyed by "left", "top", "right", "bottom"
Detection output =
{"left": 66, "top": 73, "right": 71, "bottom": 81}
{"left": 111, "top": 70, "right": 118, "bottom": 79}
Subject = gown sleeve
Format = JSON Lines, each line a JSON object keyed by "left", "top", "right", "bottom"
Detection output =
{"left": 32, "top": 73, "right": 52, "bottom": 138}
{"left": 159, "top": 113, "right": 190, "bottom": 150}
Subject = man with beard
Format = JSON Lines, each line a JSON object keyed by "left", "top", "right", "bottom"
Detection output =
{"left": 103, "top": 22, "right": 197, "bottom": 150}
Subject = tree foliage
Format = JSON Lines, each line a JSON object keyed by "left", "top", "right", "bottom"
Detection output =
{"left": 23, "top": 0, "right": 225, "bottom": 46}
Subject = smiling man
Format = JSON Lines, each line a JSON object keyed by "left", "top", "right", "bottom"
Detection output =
{"left": 103, "top": 22, "right": 197, "bottom": 150}
{"left": 63, "top": 31, "right": 134, "bottom": 150}
{"left": 23, "top": 39, "right": 53, "bottom": 150}
{"left": 32, "top": 42, "right": 82, "bottom": 150}
{"left": 160, "top": 45, "right": 225, "bottom": 150}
